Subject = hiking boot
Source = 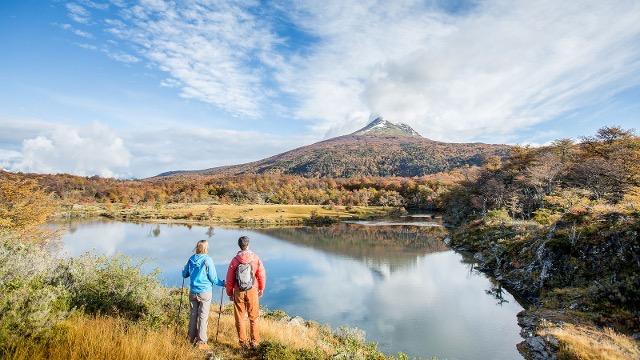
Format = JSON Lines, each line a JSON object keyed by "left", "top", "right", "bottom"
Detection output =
{"left": 250, "top": 341, "right": 260, "bottom": 350}
{"left": 196, "top": 342, "right": 210, "bottom": 350}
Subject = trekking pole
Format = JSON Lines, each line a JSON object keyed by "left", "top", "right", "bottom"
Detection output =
{"left": 215, "top": 286, "right": 225, "bottom": 342}
{"left": 177, "top": 276, "right": 185, "bottom": 324}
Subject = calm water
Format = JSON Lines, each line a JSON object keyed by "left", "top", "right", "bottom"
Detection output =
{"left": 57, "top": 220, "right": 524, "bottom": 359}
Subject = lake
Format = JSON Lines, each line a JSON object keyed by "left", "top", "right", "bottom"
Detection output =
{"left": 57, "top": 219, "right": 524, "bottom": 360}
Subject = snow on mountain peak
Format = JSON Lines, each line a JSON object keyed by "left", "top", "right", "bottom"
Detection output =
{"left": 352, "top": 116, "right": 421, "bottom": 137}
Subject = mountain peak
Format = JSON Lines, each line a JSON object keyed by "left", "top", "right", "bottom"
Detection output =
{"left": 352, "top": 116, "right": 421, "bottom": 137}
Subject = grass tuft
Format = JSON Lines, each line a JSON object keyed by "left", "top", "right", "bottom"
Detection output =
{"left": 540, "top": 323, "right": 640, "bottom": 360}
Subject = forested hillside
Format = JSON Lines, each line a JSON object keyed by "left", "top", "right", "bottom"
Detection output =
{"left": 159, "top": 117, "right": 510, "bottom": 178}
{"left": 0, "top": 170, "right": 467, "bottom": 209}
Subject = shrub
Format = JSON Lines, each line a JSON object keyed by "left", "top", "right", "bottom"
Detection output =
{"left": 0, "top": 240, "right": 70, "bottom": 345}
{"left": 334, "top": 326, "right": 387, "bottom": 359}
{"left": 533, "top": 208, "right": 561, "bottom": 225}
{"left": 486, "top": 209, "right": 511, "bottom": 222}
{"left": 263, "top": 308, "right": 290, "bottom": 321}
{"left": 53, "top": 254, "right": 172, "bottom": 325}
{"left": 257, "top": 341, "right": 326, "bottom": 360}
{"left": 0, "top": 241, "right": 177, "bottom": 355}
{"left": 304, "top": 211, "right": 337, "bottom": 226}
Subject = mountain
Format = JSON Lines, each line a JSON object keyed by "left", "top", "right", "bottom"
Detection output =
{"left": 157, "top": 117, "right": 510, "bottom": 178}
{"left": 351, "top": 117, "right": 421, "bottom": 137}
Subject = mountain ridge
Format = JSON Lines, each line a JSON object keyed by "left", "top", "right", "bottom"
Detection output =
{"left": 156, "top": 117, "right": 510, "bottom": 178}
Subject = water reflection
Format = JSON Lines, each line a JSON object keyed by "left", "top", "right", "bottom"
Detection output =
{"left": 57, "top": 220, "right": 523, "bottom": 360}
{"left": 258, "top": 224, "right": 449, "bottom": 277}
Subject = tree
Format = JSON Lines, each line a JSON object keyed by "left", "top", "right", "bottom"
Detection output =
{"left": 0, "top": 176, "right": 56, "bottom": 242}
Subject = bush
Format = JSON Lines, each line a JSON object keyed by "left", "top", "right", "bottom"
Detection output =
{"left": 533, "top": 208, "right": 561, "bottom": 225}
{"left": 0, "top": 240, "right": 176, "bottom": 354}
{"left": 486, "top": 209, "right": 511, "bottom": 222}
{"left": 334, "top": 326, "right": 387, "bottom": 359}
{"left": 257, "top": 341, "right": 325, "bottom": 360}
{"left": 53, "top": 254, "right": 172, "bottom": 325}
{"left": 304, "top": 211, "right": 337, "bottom": 226}
{"left": 0, "top": 240, "right": 71, "bottom": 345}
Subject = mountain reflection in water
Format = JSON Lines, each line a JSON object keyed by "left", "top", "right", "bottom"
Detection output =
{"left": 258, "top": 224, "right": 449, "bottom": 277}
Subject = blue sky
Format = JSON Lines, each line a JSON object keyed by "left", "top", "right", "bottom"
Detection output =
{"left": 1, "top": 0, "right": 639, "bottom": 178}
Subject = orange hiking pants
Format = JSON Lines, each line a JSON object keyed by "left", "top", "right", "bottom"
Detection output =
{"left": 233, "top": 286, "right": 260, "bottom": 346}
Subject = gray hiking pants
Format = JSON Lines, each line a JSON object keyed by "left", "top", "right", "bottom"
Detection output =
{"left": 188, "top": 291, "right": 212, "bottom": 344}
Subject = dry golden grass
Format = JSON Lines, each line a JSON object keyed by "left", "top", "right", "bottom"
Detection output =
{"left": 5, "top": 315, "right": 201, "bottom": 360}
{"left": 540, "top": 323, "right": 640, "bottom": 360}
{"left": 4, "top": 307, "right": 338, "bottom": 360}
{"left": 212, "top": 308, "right": 334, "bottom": 354}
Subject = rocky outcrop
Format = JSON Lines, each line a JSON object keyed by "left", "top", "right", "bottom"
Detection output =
{"left": 450, "top": 212, "right": 640, "bottom": 359}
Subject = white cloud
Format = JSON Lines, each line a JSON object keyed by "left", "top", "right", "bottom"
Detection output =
{"left": 48, "top": 0, "right": 640, "bottom": 157}
{"left": 61, "top": 1, "right": 640, "bottom": 142}
{"left": 0, "top": 149, "right": 22, "bottom": 171}
{"left": 100, "top": 1, "right": 280, "bottom": 117}
{"left": 10, "top": 123, "right": 131, "bottom": 178}
{"left": 59, "top": 23, "right": 93, "bottom": 38}
{"left": 281, "top": 0, "right": 640, "bottom": 141}
{"left": 66, "top": 3, "right": 91, "bottom": 24}
{"left": 0, "top": 119, "right": 308, "bottom": 178}
{"left": 102, "top": 49, "right": 140, "bottom": 63}
{"left": 125, "top": 125, "right": 310, "bottom": 177}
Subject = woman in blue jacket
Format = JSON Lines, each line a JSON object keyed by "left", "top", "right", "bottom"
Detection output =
{"left": 182, "top": 239, "right": 225, "bottom": 349}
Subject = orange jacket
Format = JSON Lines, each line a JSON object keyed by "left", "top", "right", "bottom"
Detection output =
{"left": 225, "top": 250, "right": 266, "bottom": 296}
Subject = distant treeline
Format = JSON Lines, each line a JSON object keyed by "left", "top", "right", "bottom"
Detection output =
{"left": 0, "top": 169, "right": 470, "bottom": 209}
{"left": 443, "top": 126, "right": 640, "bottom": 224}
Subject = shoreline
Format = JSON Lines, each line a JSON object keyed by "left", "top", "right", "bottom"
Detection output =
{"left": 448, "top": 215, "right": 640, "bottom": 360}
{"left": 56, "top": 203, "right": 400, "bottom": 227}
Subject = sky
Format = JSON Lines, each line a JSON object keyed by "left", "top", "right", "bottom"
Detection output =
{"left": 1, "top": 0, "right": 639, "bottom": 178}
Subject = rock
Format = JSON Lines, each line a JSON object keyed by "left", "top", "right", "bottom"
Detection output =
{"left": 473, "top": 252, "right": 484, "bottom": 261}
{"left": 517, "top": 336, "right": 557, "bottom": 360}
{"left": 289, "top": 316, "right": 305, "bottom": 327}
{"left": 546, "top": 336, "right": 559, "bottom": 348}
{"left": 517, "top": 311, "right": 538, "bottom": 338}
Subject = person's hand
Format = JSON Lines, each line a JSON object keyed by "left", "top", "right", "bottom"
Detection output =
{"left": 221, "top": 280, "right": 226, "bottom": 286}
{"left": 258, "top": 289, "right": 264, "bottom": 297}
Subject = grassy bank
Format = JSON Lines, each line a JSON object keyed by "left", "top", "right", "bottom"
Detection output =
{"left": 4, "top": 306, "right": 394, "bottom": 360}
{"left": 59, "top": 203, "right": 398, "bottom": 226}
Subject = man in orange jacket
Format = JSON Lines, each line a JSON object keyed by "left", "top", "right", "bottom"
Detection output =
{"left": 225, "top": 236, "right": 266, "bottom": 349}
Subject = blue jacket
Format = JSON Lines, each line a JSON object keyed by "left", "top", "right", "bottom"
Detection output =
{"left": 182, "top": 254, "right": 224, "bottom": 294}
